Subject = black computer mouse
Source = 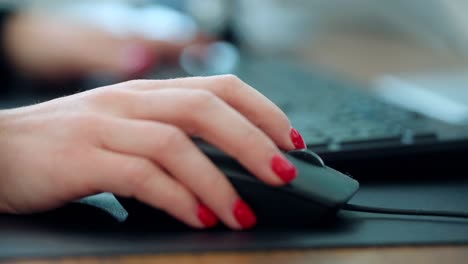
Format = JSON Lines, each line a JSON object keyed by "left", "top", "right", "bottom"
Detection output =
{"left": 117, "top": 139, "right": 359, "bottom": 228}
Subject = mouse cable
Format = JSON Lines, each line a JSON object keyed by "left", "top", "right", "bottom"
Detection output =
{"left": 342, "top": 203, "right": 468, "bottom": 219}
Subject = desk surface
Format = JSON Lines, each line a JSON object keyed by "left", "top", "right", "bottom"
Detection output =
{"left": 10, "top": 246, "right": 468, "bottom": 264}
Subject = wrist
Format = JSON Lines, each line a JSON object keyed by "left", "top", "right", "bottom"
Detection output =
{"left": 0, "top": 108, "right": 23, "bottom": 170}
{"left": 0, "top": 109, "right": 17, "bottom": 213}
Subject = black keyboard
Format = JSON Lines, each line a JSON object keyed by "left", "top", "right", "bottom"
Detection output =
{"left": 226, "top": 58, "right": 468, "bottom": 178}
{"left": 282, "top": 83, "right": 436, "bottom": 148}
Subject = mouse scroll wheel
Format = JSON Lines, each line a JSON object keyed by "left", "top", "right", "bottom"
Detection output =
{"left": 288, "top": 150, "right": 325, "bottom": 167}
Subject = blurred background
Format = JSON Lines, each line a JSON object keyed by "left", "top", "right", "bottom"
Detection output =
{"left": 2, "top": 0, "right": 468, "bottom": 122}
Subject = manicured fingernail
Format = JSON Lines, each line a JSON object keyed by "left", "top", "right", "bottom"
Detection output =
{"left": 233, "top": 199, "right": 257, "bottom": 229}
{"left": 197, "top": 204, "right": 218, "bottom": 228}
{"left": 271, "top": 154, "right": 297, "bottom": 182}
{"left": 290, "top": 127, "right": 306, "bottom": 149}
{"left": 122, "top": 44, "right": 155, "bottom": 75}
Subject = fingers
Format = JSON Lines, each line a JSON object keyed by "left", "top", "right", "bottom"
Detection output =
{"left": 12, "top": 14, "right": 184, "bottom": 78}
{"left": 97, "top": 118, "right": 253, "bottom": 229}
{"left": 82, "top": 75, "right": 303, "bottom": 229}
{"left": 138, "top": 38, "right": 184, "bottom": 63}
{"left": 68, "top": 36, "right": 158, "bottom": 77}
{"left": 121, "top": 75, "right": 302, "bottom": 151}
{"left": 92, "top": 148, "right": 217, "bottom": 229}
{"left": 138, "top": 32, "right": 215, "bottom": 63}
{"left": 108, "top": 88, "right": 297, "bottom": 186}
{"left": 80, "top": 37, "right": 183, "bottom": 77}
{"left": 73, "top": 32, "right": 212, "bottom": 77}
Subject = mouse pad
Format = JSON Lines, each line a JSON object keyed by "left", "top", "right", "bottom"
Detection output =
{"left": 1, "top": 180, "right": 468, "bottom": 260}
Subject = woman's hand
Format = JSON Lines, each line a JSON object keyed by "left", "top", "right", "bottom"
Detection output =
{"left": 0, "top": 75, "right": 306, "bottom": 229}
{"left": 3, "top": 12, "right": 191, "bottom": 81}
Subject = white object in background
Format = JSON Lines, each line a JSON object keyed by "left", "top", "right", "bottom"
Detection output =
{"left": 440, "top": 0, "right": 468, "bottom": 57}
{"left": 180, "top": 41, "right": 240, "bottom": 76}
{"left": 185, "top": 0, "right": 231, "bottom": 35}
{"left": 228, "top": 0, "right": 468, "bottom": 56}
{"left": 233, "top": 0, "right": 317, "bottom": 54}
{"left": 374, "top": 73, "right": 468, "bottom": 125}
{"left": 39, "top": 1, "right": 198, "bottom": 44}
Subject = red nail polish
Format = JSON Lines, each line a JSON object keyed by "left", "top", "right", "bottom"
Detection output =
{"left": 290, "top": 127, "right": 306, "bottom": 149}
{"left": 233, "top": 199, "right": 257, "bottom": 229}
{"left": 271, "top": 154, "right": 297, "bottom": 182}
{"left": 197, "top": 204, "right": 218, "bottom": 228}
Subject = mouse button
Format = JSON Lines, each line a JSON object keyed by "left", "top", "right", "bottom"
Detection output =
{"left": 289, "top": 160, "right": 359, "bottom": 206}
{"left": 287, "top": 150, "right": 325, "bottom": 167}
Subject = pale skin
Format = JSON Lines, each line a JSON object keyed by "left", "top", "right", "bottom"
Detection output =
{"left": 0, "top": 75, "right": 299, "bottom": 229}
{"left": 0, "top": 12, "right": 303, "bottom": 230}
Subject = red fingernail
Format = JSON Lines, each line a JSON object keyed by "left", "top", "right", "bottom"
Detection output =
{"left": 233, "top": 199, "right": 257, "bottom": 229}
{"left": 271, "top": 154, "right": 297, "bottom": 182}
{"left": 290, "top": 127, "right": 306, "bottom": 149}
{"left": 197, "top": 204, "right": 218, "bottom": 228}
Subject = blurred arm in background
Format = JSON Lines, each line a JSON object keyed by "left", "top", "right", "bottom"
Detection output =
{"left": 2, "top": 11, "right": 190, "bottom": 82}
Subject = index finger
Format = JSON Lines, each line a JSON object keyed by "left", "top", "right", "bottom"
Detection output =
{"left": 124, "top": 75, "right": 306, "bottom": 151}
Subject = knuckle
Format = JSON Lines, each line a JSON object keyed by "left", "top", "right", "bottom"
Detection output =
{"left": 185, "top": 89, "right": 218, "bottom": 110}
{"left": 231, "top": 128, "right": 262, "bottom": 157}
{"left": 182, "top": 91, "right": 221, "bottom": 128}
{"left": 90, "top": 87, "right": 134, "bottom": 106}
{"left": 121, "top": 159, "right": 154, "bottom": 195}
{"left": 211, "top": 74, "right": 246, "bottom": 102}
{"left": 218, "top": 74, "right": 243, "bottom": 87}
{"left": 243, "top": 128, "right": 261, "bottom": 148}
{"left": 265, "top": 107, "right": 289, "bottom": 128}
{"left": 243, "top": 128, "right": 277, "bottom": 159}
{"left": 158, "top": 184, "right": 186, "bottom": 210}
{"left": 120, "top": 79, "right": 145, "bottom": 89}
{"left": 203, "top": 173, "right": 227, "bottom": 195}
{"left": 156, "top": 125, "right": 187, "bottom": 152}
{"left": 182, "top": 90, "right": 222, "bottom": 131}
{"left": 87, "top": 87, "right": 142, "bottom": 116}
